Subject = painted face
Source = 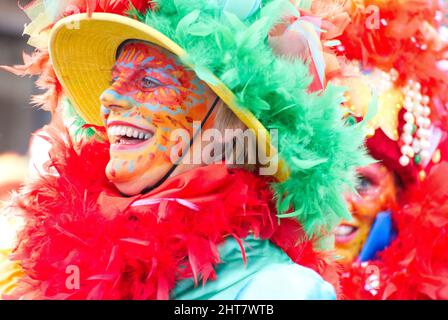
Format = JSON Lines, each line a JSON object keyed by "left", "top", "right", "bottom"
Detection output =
{"left": 100, "top": 41, "right": 217, "bottom": 195}
{"left": 334, "top": 163, "right": 398, "bottom": 264}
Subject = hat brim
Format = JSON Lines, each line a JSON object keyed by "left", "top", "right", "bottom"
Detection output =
{"left": 49, "top": 13, "right": 288, "bottom": 180}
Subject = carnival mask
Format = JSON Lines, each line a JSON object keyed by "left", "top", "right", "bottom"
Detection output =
{"left": 334, "top": 163, "right": 398, "bottom": 264}
{"left": 100, "top": 41, "right": 218, "bottom": 195}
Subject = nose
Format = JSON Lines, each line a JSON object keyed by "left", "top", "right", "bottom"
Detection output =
{"left": 346, "top": 198, "right": 355, "bottom": 213}
{"left": 100, "top": 86, "right": 133, "bottom": 111}
{"left": 344, "top": 192, "right": 357, "bottom": 213}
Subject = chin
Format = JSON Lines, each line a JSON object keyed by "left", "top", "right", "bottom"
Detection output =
{"left": 335, "top": 247, "right": 360, "bottom": 265}
{"left": 109, "top": 175, "right": 164, "bottom": 196}
{"left": 113, "top": 180, "right": 148, "bottom": 196}
{"left": 106, "top": 164, "right": 171, "bottom": 196}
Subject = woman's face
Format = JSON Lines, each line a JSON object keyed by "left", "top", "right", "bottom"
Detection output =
{"left": 334, "top": 163, "right": 398, "bottom": 264}
{"left": 100, "top": 41, "right": 217, "bottom": 195}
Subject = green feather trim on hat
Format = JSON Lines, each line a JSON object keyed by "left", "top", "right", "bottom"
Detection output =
{"left": 128, "top": 0, "right": 372, "bottom": 237}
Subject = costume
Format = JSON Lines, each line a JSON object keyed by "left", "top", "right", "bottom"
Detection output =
{"left": 0, "top": 0, "right": 368, "bottom": 300}
{"left": 330, "top": 0, "right": 448, "bottom": 299}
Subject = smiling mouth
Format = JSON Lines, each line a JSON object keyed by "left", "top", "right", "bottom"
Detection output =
{"left": 334, "top": 223, "right": 359, "bottom": 243}
{"left": 107, "top": 122, "right": 154, "bottom": 151}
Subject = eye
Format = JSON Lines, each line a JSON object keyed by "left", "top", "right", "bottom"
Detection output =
{"left": 356, "top": 175, "right": 375, "bottom": 195}
{"left": 110, "top": 76, "right": 120, "bottom": 85}
{"left": 142, "top": 76, "right": 162, "bottom": 89}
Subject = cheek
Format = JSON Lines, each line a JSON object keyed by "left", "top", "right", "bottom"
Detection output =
{"left": 139, "top": 89, "right": 206, "bottom": 134}
{"left": 352, "top": 221, "right": 372, "bottom": 249}
{"left": 152, "top": 115, "right": 192, "bottom": 158}
{"left": 379, "top": 178, "right": 397, "bottom": 204}
{"left": 361, "top": 183, "right": 396, "bottom": 215}
{"left": 353, "top": 198, "right": 382, "bottom": 218}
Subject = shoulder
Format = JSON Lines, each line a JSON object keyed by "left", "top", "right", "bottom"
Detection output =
{"left": 236, "top": 263, "right": 336, "bottom": 300}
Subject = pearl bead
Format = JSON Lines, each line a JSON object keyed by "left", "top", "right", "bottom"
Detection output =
{"left": 414, "top": 93, "right": 422, "bottom": 102}
{"left": 404, "top": 95, "right": 412, "bottom": 103}
{"left": 423, "top": 106, "right": 431, "bottom": 116}
{"left": 401, "top": 145, "right": 414, "bottom": 157}
{"left": 417, "top": 128, "right": 428, "bottom": 138}
{"left": 417, "top": 116, "right": 425, "bottom": 127}
{"left": 413, "top": 140, "right": 421, "bottom": 153}
{"left": 422, "top": 95, "right": 430, "bottom": 105}
{"left": 407, "top": 90, "right": 415, "bottom": 99}
{"left": 403, "top": 112, "right": 415, "bottom": 124}
{"left": 416, "top": 105, "right": 424, "bottom": 115}
{"left": 403, "top": 123, "right": 414, "bottom": 133}
{"left": 402, "top": 134, "right": 413, "bottom": 145}
{"left": 399, "top": 155, "right": 410, "bottom": 166}
{"left": 414, "top": 82, "right": 421, "bottom": 91}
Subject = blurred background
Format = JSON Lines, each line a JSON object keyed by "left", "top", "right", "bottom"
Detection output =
{"left": 0, "top": 0, "right": 50, "bottom": 155}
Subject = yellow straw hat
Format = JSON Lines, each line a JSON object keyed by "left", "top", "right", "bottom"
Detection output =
{"left": 49, "top": 13, "right": 288, "bottom": 181}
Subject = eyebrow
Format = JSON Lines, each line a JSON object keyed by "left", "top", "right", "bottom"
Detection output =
{"left": 112, "top": 55, "right": 183, "bottom": 86}
{"left": 144, "top": 67, "right": 181, "bottom": 85}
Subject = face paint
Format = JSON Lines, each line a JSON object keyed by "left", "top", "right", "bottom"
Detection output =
{"left": 334, "top": 163, "right": 398, "bottom": 265}
{"left": 100, "top": 41, "right": 217, "bottom": 195}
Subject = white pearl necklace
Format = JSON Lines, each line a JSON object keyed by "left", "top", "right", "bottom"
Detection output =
{"left": 400, "top": 79, "right": 432, "bottom": 166}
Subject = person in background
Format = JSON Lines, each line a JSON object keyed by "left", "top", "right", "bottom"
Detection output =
{"left": 0, "top": 0, "right": 368, "bottom": 300}
{"left": 332, "top": 0, "right": 448, "bottom": 299}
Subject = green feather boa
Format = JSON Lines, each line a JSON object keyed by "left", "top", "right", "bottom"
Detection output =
{"left": 35, "top": 0, "right": 366, "bottom": 241}
{"left": 128, "top": 0, "right": 371, "bottom": 236}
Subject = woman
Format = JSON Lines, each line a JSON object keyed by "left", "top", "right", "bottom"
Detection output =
{"left": 0, "top": 0, "right": 368, "bottom": 300}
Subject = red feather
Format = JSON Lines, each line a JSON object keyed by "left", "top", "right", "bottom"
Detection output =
{"left": 4, "top": 126, "right": 334, "bottom": 300}
{"left": 1, "top": 50, "right": 62, "bottom": 113}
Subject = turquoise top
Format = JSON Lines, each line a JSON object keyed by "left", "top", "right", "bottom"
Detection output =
{"left": 172, "top": 237, "right": 336, "bottom": 300}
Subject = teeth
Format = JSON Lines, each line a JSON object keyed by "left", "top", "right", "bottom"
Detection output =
{"left": 107, "top": 125, "right": 153, "bottom": 142}
{"left": 335, "top": 225, "right": 356, "bottom": 237}
{"left": 126, "top": 128, "right": 133, "bottom": 137}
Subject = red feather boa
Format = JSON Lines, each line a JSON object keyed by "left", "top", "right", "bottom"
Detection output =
{"left": 1, "top": 50, "right": 62, "bottom": 113}
{"left": 341, "top": 162, "right": 448, "bottom": 300}
{"left": 5, "top": 126, "right": 337, "bottom": 300}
